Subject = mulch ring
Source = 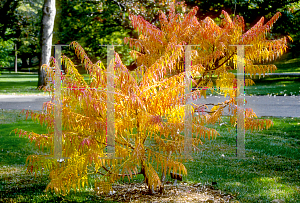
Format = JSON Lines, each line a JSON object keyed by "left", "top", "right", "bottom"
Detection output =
{"left": 97, "top": 182, "right": 237, "bottom": 203}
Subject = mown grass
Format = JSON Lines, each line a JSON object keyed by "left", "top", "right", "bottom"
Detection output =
{"left": 273, "top": 52, "right": 300, "bottom": 73}
{"left": 0, "top": 73, "right": 92, "bottom": 95}
{"left": 244, "top": 75, "right": 300, "bottom": 96}
{"left": 0, "top": 73, "right": 46, "bottom": 95}
{"left": 0, "top": 109, "right": 299, "bottom": 202}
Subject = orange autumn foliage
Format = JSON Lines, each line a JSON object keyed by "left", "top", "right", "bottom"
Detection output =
{"left": 15, "top": 3, "right": 290, "bottom": 195}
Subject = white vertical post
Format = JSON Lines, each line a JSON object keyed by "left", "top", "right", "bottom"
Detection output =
{"left": 185, "top": 44, "right": 250, "bottom": 158}
{"left": 184, "top": 45, "right": 193, "bottom": 156}
{"left": 106, "top": 45, "right": 115, "bottom": 157}
{"left": 230, "top": 45, "right": 251, "bottom": 158}
{"left": 54, "top": 45, "right": 62, "bottom": 161}
{"left": 236, "top": 45, "right": 245, "bottom": 158}
{"left": 52, "top": 44, "right": 68, "bottom": 162}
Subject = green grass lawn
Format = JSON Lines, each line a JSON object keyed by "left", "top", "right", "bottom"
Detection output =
{"left": 0, "top": 109, "right": 299, "bottom": 202}
{"left": 0, "top": 73, "right": 46, "bottom": 95}
{"left": 0, "top": 73, "right": 91, "bottom": 95}
{"left": 244, "top": 75, "right": 300, "bottom": 96}
{"left": 273, "top": 52, "right": 300, "bottom": 73}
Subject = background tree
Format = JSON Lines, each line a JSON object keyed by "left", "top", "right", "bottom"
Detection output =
{"left": 184, "top": 0, "right": 300, "bottom": 56}
{"left": 0, "top": 0, "right": 43, "bottom": 70}
{"left": 271, "top": 1, "right": 300, "bottom": 57}
{"left": 184, "top": 0, "right": 300, "bottom": 23}
{"left": 0, "top": 38, "right": 14, "bottom": 68}
{"left": 51, "top": 0, "right": 188, "bottom": 73}
{"left": 16, "top": 1, "right": 43, "bottom": 70}
{"left": 38, "top": 0, "right": 56, "bottom": 87}
{"left": 0, "top": 0, "right": 21, "bottom": 40}
{"left": 57, "top": 0, "right": 132, "bottom": 68}
{"left": 52, "top": 0, "right": 62, "bottom": 46}
{"left": 15, "top": 4, "right": 285, "bottom": 195}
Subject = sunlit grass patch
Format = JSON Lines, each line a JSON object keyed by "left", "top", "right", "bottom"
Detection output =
{"left": 245, "top": 75, "right": 300, "bottom": 96}
{"left": 0, "top": 73, "right": 45, "bottom": 95}
{"left": 0, "top": 73, "right": 94, "bottom": 95}
{"left": 273, "top": 52, "right": 300, "bottom": 73}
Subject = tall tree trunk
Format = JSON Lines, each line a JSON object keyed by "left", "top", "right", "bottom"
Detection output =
{"left": 38, "top": 0, "right": 56, "bottom": 88}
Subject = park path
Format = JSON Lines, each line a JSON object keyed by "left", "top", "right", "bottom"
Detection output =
{"left": 0, "top": 94, "right": 299, "bottom": 117}
{"left": 0, "top": 72, "right": 299, "bottom": 116}
{"left": 0, "top": 95, "right": 51, "bottom": 111}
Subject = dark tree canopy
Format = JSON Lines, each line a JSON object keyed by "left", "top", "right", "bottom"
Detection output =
{"left": 0, "top": 0, "right": 43, "bottom": 70}
{"left": 1, "top": 0, "right": 299, "bottom": 72}
{"left": 185, "top": 0, "right": 300, "bottom": 56}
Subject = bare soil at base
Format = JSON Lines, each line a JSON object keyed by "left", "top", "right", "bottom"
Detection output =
{"left": 98, "top": 182, "right": 236, "bottom": 203}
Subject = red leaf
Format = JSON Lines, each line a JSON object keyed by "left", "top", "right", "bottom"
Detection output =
{"left": 25, "top": 110, "right": 29, "bottom": 120}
